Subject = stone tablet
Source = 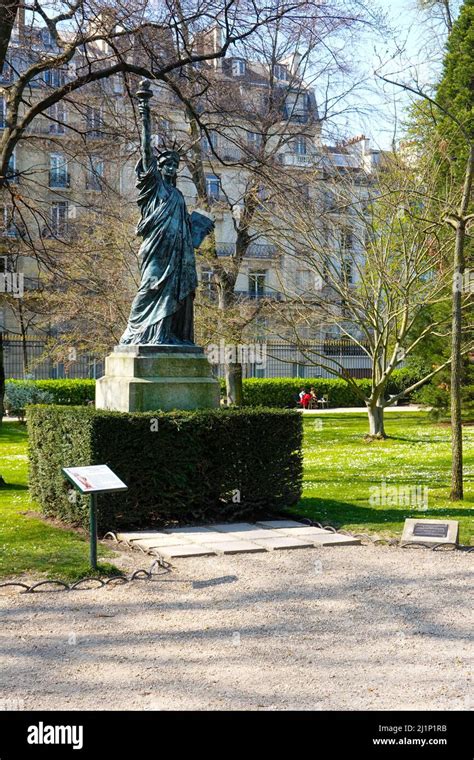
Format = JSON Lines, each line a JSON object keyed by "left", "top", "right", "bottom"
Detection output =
{"left": 401, "top": 518, "right": 459, "bottom": 547}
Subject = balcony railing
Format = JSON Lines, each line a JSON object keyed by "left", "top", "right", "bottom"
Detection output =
{"left": 282, "top": 109, "right": 311, "bottom": 124}
{"left": 204, "top": 146, "right": 243, "bottom": 162}
{"left": 26, "top": 122, "right": 66, "bottom": 136}
{"left": 49, "top": 171, "right": 70, "bottom": 189}
{"left": 215, "top": 243, "right": 277, "bottom": 258}
{"left": 279, "top": 152, "right": 317, "bottom": 167}
{"left": 234, "top": 290, "right": 283, "bottom": 301}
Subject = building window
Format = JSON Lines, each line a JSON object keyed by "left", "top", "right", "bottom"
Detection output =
{"left": 86, "top": 157, "right": 104, "bottom": 190}
{"left": 200, "top": 267, "right": 215, "bottom": 297}
{"left": 294, "top": 136, "right": 307, "bottom": 155}
{"left": 257, "top": 185, "right": 269, "bottom": 207}
{"left": 205, "top": 173, "right": 221, "bottom": 201}
{"left": 202, "top": 129, "right": 218, "bottom": 155}
{"left": 324, "top": 190, "right": 337, "bottom": 212}
{"left": 86, "top": 156, "right": 105, "bottom": 190}
{"left": 40, "top": 27, "right": 55, "bottom": 48}
{"left": 296, "top": 269, "right": 312, "bottom": 292}
{"left": 341, "top": 299, "right": 351, "bottom": 319}
{"left": 51, "top": 201, "right": 68, "bottom": 236}
{"left": 49, "top": 153, "right": 69, "bottom": 188}
{"left": 232, "top": 59, "right": 246, "bottom": 77}
{"left": 0, "top": 97, "right": 6, "bottom": 129}
{"left": 248, "top": 270, "right": 266, "bottom": 297}
{"left": 286, "top": 91, "right": 309, "bottom": 122}
{"left": 112, "top": 75, "right": 123, "bottom": 94}
{"left": 86, "top": 106, "right": 103, "bottom": 138}
{"left": 0, "top": 58, "right": 13, "bottom": 85}
{"left": 43, "top": 68, "right": 66, "bottom": 87}
{"left": 48, "top": 102, "right": 66, "bottom": 134}
{"left": 247, "top": 131, "right": 262, "bottom": 151}
{"left": 273, "top": 64, "right": 288, "bottom": 81}
{"left": 0, "top": 205, "right": 18, "bottom": 237}
{"left": 322, "top": 254, "right": 331, "bottom": 284}
{"left": 6, "top": 149, "right": 16, "bottom": 179}
{"left": 342, "top": 259, "right": 353, "bottom": 284}
{"left": 341, "top": 228, "right": 353, "bottom": 250}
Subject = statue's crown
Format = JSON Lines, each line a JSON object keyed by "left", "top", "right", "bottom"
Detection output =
{"left": 156, "top": 138, "right": 184, "bottom": 164}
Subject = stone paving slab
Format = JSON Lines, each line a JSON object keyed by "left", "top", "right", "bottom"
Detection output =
{"left": 256, "top": 520, "right": 309, "bottom": 530}
{"left": 229, "top": 528, "right": 283, "bottom": 540}
{"left": 120, "top": 520, "right": 361, "bottom": 557}
{"left": 308, "top": 534, "right": 361, "bottom": 546}
{"left": 202, "top": 540, "right": 267, "bottom": 555}
{"left": 180, "top": 531, "right": 240, "bottom": 544}
{"left": 211, "top": 523, "right": 256, "bottom": 532}
{"left": 133, "top": 536, "right": 195, "bottom": 549}
{"left": 275, "top": 527, "right": 330, "bottom": 537}
{"left": 116, "top": 531, "right": 172, "bottom": 543}
{"left": 156, "top": 544, "right": 218, "bottom": 558}
{"left": 163, "top": 526, "right": 215, "bottom": 535}
{"left": 250, "top": 536, "right": 315, "bottom": 551}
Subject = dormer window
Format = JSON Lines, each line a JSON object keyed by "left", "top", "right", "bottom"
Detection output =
{"left": 294, "top": 136, "right": 307, "bottom": 155}
{"left": 41, "top": 28, "right": 55, "bottom": 48}
{"left": 273, "top": 64, "right": 288, "bottom": 81}
{"left": 232, "top": 59, "right": 246, "bottom": 77}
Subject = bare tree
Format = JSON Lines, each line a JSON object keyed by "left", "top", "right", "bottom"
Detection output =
{"left": 154, "top": 2, "right": 381, "bottom": 403}
{"left": 0, "top": 0, "right": 334, "bottom": 415}
{"left": 267, "top": 148, "right": 473, "bottom": 437}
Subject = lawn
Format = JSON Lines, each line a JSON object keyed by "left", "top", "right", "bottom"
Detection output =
{"left": 0, "top": 421, "right": 118, "bottom": 580}
{"left": 296, "top": 411, "right": 474, "bottom": 544}
{"left": 0, "top": 411, "right": 473, "bottom": 580}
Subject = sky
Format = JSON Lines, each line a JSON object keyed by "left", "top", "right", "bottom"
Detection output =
{"left": 321, "top": 0, "right": 459, "bottom": 150}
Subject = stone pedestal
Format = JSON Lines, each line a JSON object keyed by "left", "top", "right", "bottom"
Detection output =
{"left": 95, "top": 345, "right": 220, "bottom": 413}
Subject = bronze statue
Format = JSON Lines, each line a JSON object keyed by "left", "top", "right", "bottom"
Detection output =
{"left": 120, "top": 80, "right": 214, "bottom": 346}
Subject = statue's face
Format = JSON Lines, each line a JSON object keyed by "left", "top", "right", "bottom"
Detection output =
{"left": 161, "top": 155, "right": 179, "bottom": 179}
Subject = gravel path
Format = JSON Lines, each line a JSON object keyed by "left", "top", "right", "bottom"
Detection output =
{"left": 0, "top": 544, "right": 472, "bottom": 711}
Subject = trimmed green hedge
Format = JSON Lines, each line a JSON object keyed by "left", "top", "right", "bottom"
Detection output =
{"left": 237, "top": 370, "right": 425, "bottom": 408}
{"left": 27, "top": 405, "right": 303, "bottom": 532}
{"left": 6, "top": 379, "right": 95, "bottom": 405}
{"left": 238, "top": 378, "right": 370, "bottom": 408}
{"left": 12, "top": 369, "right": 425, "bottom": 411}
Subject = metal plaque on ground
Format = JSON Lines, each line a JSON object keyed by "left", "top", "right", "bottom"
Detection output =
{"left": 401, "top": 518, "right": 458, "bottom": 547}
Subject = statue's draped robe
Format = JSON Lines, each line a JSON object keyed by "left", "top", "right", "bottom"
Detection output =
{"left": 120, "top": 158, "right": 197, "bottom": 345}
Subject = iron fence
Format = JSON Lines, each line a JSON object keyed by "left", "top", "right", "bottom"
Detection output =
{"left": 210, "top": 340, "right": 372, "bottom": 379}
{"left": 2, "top": 335, "right": 104, "bottom": 379}
{"left": 3, "top": 335, "right": 371, "bottom": 381}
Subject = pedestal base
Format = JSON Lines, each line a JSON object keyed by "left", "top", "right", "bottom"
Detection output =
{"left": 95, "top": 344, "right": 220, "bottom": 412}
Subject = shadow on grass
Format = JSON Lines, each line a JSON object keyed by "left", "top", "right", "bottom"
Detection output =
{"left": 294, "top": 496, "right": 473, "bottom": 528}
{"left": 0, "top": 482, "right": 28, "bottom": 492}
{"left": 387, "top": 434, "right": 450, "bottom": 443}
{"left": 0, "top": 422, "right": 28, "bottom": 444}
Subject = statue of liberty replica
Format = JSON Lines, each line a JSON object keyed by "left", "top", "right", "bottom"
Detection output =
{"left": 120, "top": 79, "right": 214, "bottom": 346}
{"left": 96, "top": 80, "right": 220, "bottom": 412}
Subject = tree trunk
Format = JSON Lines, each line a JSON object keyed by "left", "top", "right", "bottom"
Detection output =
{"left": 367, "top": 403, "right": 386, "bottom": 438}
{"left": 449, "top": 144, "right": 473, "bottom": 500}
{"left": 450, "top": 222, "right": 465, "bottom": 500}
{"left": 18, "top": 300, "right": 29, "bottom": 375}
{"left": 0, "top": 1, "right": 21, "bottom": 74}
{"left": 226, "top": 362, "right": 243, "bottom": 406}
{"left": 0, "top": 331, "right": 5, "bottom": 425}
{"left": 216, "top": 272, "right": 243, "bottom": 406}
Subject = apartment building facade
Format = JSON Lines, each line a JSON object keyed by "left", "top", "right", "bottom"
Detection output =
{"left": 0, "top": 20, "right": 377, "bottom": 379}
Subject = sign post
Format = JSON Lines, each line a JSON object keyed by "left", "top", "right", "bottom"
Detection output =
{"left": 89, "top": 493, "right": 98, "bottom": 570}
{"left": 62, "top": 465, "right": 128, "bottom": 571}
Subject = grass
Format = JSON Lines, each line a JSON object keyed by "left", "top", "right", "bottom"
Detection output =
{"left": 295, "top": 411, "right": 474, "bottom": 544}
{"left": 0, "top": 420, "right": 119, "bottom": 581}
{"left": 1, "top": 411, "right": 473, "bottom": 580}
